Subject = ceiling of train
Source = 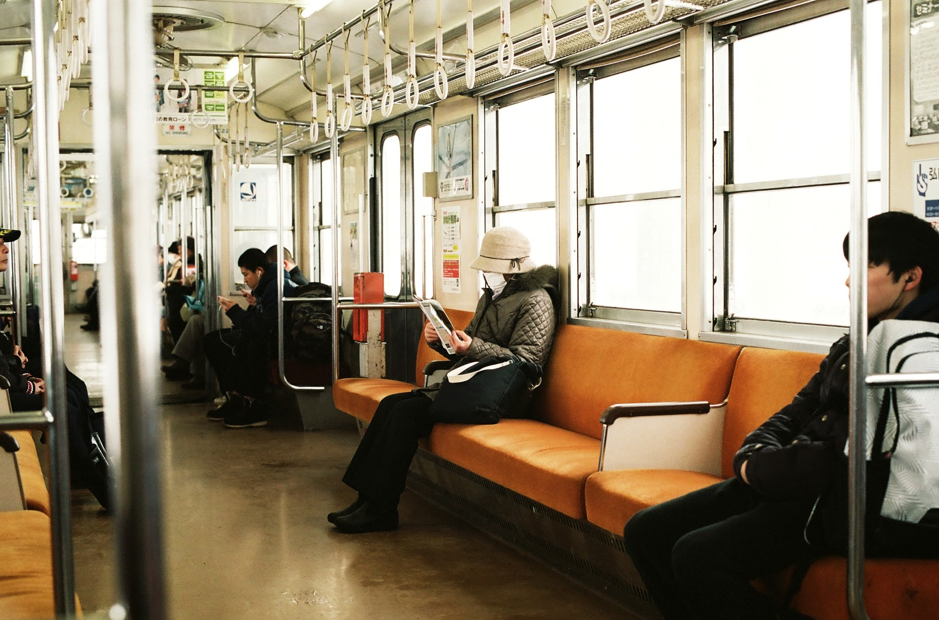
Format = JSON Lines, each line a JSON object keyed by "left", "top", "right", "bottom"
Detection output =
{"left": 0, "top": 0, "right": 537, "bottom": 119}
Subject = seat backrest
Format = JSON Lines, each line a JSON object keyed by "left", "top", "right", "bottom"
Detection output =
{"left": 414, "top": 308, "right": 476, "bottom": 381}
{"left": 721, "top": 346, "right": 826, "bottom": 478}
{"left": 534, "top": 324, "right": 742, "bottom": 439}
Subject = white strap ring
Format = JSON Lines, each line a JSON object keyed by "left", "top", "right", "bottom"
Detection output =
{"left": 81, "top": 108, "right": 92, "bottom": 127}
{"left": 324, "top": 112, "right": 335, "bottom": 138}
{"left": 434, "top": 65, "right": 449, "bottom": 100}
{"left": 164, "top": 78, "right": 190, "bottom": 103}
{"left": 541, "top": 18, "right": 557, "bottom": 61}
{"left": 587, "top": 0, "right": 612, "bottom": 43}
{"left": 191, "top": 110, "right": 211, "bottom": 129}
{"left": 497, "top": 35, "right": 514, "bottom": 76}
{"left": 381, "top": 86, "right": 395, "bottom": 117}
{"left": 644, "top": 0, "right": 667, "bottom": 24}
{"left": 361, "top": 97, "right": 373, "bottom": 125}
{"left": 310, "top": 121, "right": 319, "bottom": 144}
{"left": 229, "top": 80, "right": 253, "bottom": 103}
{"left": 339, "top": 102, "right": 354, "bottom": 132}
{"left": 405, "top": 75, "right": 419, "bottom": 110}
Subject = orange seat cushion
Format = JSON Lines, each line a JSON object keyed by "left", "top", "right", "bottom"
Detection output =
{"left": 721, "top": 347, "right": 825, "bottom": 478}
{"left": 585, "top": 469, "right": 723, "bottom": 534}
{"left": 429, "top": 420, "right": 601, "bottom": 518}
{"left": 332, "top": 378, "right": 416, "bottom": 423}
{"left": 0, "top": 510, "right": 82, "bottom": 618}
{"left": 535, "top": 326, "right": 741, "bottom": 439}
{"left": 760, "top": 556, "right": 939, "bottom": 620}
{"left": 333, "top": 308, "right": 475, "bottom": 422}
{"left": 8, "top": 431, "right": 50, "bottom": 516}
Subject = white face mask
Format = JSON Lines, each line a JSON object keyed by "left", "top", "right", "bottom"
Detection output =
{"left": 484, "top": 272, "right": 508, "bottom": 299}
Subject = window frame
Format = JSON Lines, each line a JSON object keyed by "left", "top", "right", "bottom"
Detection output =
{"left": 309, "top": 151, "right": 336, "bottom": 286}
{"left": 573, "top": 37, "right": 687, "bottom": 335}
{"left": 704, "top": 0, "right": 886, "bottom": 348}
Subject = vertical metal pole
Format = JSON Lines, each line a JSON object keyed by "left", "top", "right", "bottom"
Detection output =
{"left": 276, "top": 121, "right": 286, "bottom": 382}
{"left": 331, "top": 109, "right": 341, "bottom": 383}
{"left": 847, "top": 0, "right": 871, "bottom": 617}
{"left": 91, "top": 0, "right": 167, "bottom": 617}
{"left": 4, "top": 87, "right": 23, "bottom": 344}
{"left": 31, "top": 0, "right": 75, "bottom": 615}
{"left": 181, "top": 175, "right": 189, "bottom": 285}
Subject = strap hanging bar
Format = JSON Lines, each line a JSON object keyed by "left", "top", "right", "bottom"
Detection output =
{"left": 405, "top": 0, "right": 420, "bottom": 109}
{"left": 498, "top": 0, "right": 515, "bottom": 76}
{"left": 361, "top": 12, "right": 374, "bottom": 124}
{"left": 325, "top": 41, "right": 335, "bottom": 137}
{"left": 434, "top": 0, "right": 449, "bottom": 100}
{"left": 230, "top": 51, "right": 253, "bottom": 103}
{"left": 542, "top": 0, "right": 557, "bottom": 61}
{"left": 465, "top": 0, "right": 476, "bottom": 89}
{"left": 339, "top": 26, "right": 355, "bottom": 132}
{"left": 164, "top": 48, "right": 190, "bottom": 102}
{"left": 644, "top": 0, "right": 667, "bottom": 25}
{"left": 587, "top": 0, "right": 613, "bottom": 43}
{"left": 380, "top": 0, "right": 395, "bottom": 117}
{"left": 310, "top": 50, "right": 320, "bottom": 142}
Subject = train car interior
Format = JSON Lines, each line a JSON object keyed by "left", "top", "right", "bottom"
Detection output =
{"left": 0, "top": 0, "right": 938, "bottom": 618}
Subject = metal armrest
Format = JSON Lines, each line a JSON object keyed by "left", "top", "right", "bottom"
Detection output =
{"left": 0, "top": 375, "right": 10, "bottom": 390}
{"left": 422, "top": 360, "right": 452, "bottom": 376}
{"left": 0, "top": 431, "right": 19, "bottom": 453}
{"left": 600, "top": 401, "right": 711, "bottom": 425}
{"left": 598, "top": 400, "right": 727, "bottom": 475}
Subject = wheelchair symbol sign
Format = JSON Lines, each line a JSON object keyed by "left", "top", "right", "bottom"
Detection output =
{"left": 240, "top": 182, "right": 257, "bottom": 202}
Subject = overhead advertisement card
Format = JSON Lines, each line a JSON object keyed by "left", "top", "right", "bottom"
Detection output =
{"left": 155, "top": 68, "right": 229, "bottom": 130}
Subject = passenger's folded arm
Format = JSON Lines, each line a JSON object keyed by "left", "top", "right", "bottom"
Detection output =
{"left": 465, "top": 293, "right": 554, "bottom": 365}
{"left": 744, "top": 441, "right": 839, "bottom": 500}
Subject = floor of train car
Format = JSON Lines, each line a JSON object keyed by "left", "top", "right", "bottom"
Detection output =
{"left": 64, "top": 314, "right": 638, "bottom": 620}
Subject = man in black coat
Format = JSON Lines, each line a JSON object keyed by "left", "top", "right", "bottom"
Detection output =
{"left": 623, "top": 212, "right": 939, "bottom": 620}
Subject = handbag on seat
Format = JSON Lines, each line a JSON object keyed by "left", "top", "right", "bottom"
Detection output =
{"left": 429, "top": 356, "right": 541, "bottom": 425}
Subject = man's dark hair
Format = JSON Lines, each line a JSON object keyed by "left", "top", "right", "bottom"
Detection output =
{"left": 238, "top": 248, "right": 269, "bottom": 272}
{"left": 843, "top": 211, "right": 939, "bottom": 292}
{"left": 265, "top": 245, "right": 294, "bottom": 263}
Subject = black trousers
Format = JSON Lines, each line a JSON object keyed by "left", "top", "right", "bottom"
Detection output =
{"left": 623, "top": 477, "right": 818, "bottom": 620}
{"left": 342, "top": 391, "right": 435, "bottom": 507}
{"left": 203, "top": 329, "right": 269, "bottom": 399}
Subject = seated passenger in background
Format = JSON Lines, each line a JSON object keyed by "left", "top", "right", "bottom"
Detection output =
{"left": 204, "top": 248, "right": 292, "bottom": 428}
{"left": 0, "top": 227, "right": 110, "bottom": 511}
{"left": 266, "top": 245, "right": 308, "bottom": 287}
{"left": 623, "top": 212, "right": 939, "bottom": 620}
{"left": 328, "top": 227, "right": 560, "bottom": 533}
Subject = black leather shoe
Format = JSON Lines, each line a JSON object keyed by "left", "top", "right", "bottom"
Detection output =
{"left": 327, "top": 496, "right": 365, "bottom": 525}
{"left": 333, "top": 503, "right": 398, "bottom": 533}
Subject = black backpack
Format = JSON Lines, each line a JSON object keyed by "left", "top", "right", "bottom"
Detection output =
{"left": 287, "top": 282, "right": 333, "bottom": 363}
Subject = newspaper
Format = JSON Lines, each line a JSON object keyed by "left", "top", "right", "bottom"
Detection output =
{"left": 413, "top": 294, "right": 455, "bottom": 355}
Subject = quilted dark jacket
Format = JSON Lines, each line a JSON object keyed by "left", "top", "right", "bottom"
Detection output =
{"left": 733, "top": 284, "right": 939, "bottom": 503}
{"left": 431, "top": 265, "right": 561, "bottom": 373}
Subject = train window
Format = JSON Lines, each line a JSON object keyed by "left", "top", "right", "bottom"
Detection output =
{"left": 494, "top": 208, "right": 556, "bottom": 268}
{"left": 412, "top": 123, "right": 434, "bottom": 298}
{"left": 576, "top": 49, "right": 683, "bottom": 328}
{"left": 229, "top": 161, "right": 295, "bottom": 285}
{"left": 497, "top": 94, "right": 556, "bottom": 207}
{"left": 381, "top": 133, "right": 403, "bottom": 296}
{"left": 310, "top": 155, "right": 338, "bottom": 286}
{"left": 712, "top": 2, "right": 884, "bottom": 340}
{"left": 71, "top": 224, "right": 107, "bottom": 264}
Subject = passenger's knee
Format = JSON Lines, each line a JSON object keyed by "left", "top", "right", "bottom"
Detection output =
{"left": 671, "top": 529, "right": 715, "bottom": 586}
{"left": 623, "top": 507, "right": 655, "bottom": 555}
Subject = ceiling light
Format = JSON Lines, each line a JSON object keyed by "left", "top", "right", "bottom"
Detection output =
{"left": 300, "top": 0, "right": 332, "bottom": 19}
{"left": 20, "top": 49, "right": 32, "bottom": 81}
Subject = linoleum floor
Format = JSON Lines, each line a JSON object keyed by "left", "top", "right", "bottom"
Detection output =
{"left": 64, "top": 317, "right": 638, "bottom": 620}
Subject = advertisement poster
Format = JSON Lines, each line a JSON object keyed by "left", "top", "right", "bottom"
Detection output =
{"left": 909, "top": 0, "right": 939, "bottom": 142}
{"left": 441, "top": 206, "right": 461, "bottom": 293}
{"left": 914, "top": 158, "right": 939, "bottom": 231}
{"left": 436, "top": 116, "right": 473, "bottom": 201}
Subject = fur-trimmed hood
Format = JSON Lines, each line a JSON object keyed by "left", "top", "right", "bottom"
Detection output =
{"left": 494, "top": 265, "right": 561, "bottom": 312}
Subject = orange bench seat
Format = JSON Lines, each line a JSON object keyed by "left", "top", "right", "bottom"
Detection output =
{"left": 7, "top": 430, "right": 50, "bottom": 516}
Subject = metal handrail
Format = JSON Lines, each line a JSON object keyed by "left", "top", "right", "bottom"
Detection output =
{"left": 3, "top": 87, "right": 22, "bottom": 344}
{"left": 31, "top": 0, "right": 75, "bottom": 614}
{"left": 90, "top": 0, "right": 167, "bottom": 617}
{"left": 846, "top": 0, "right": 870, "bottom": 615}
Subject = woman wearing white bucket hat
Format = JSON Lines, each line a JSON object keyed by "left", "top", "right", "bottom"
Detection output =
{"left": 330, "top": 226, "right": 560, "bottom": 533}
